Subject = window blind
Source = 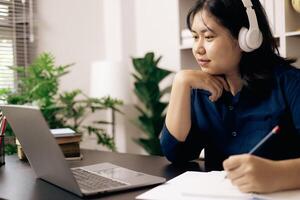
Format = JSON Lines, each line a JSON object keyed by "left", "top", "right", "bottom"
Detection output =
{"left": 0, "top": 0, "right": 35, "bottom": 91}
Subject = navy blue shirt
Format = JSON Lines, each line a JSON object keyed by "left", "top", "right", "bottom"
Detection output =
{"left": 160, "top": 64, "right": 300, "bottom": 170}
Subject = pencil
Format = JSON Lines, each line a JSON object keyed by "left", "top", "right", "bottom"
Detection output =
{"left": 1, "top": 116, "right": 7, "bottom": 135}
{"left": 0, "top": 117, "right": 7, "bottom": 146}
{"left": 248, "top": 125, "right": 280, "bottom": 154}
{"left": 224, "top": 126, "right": 280, "bottom": 179}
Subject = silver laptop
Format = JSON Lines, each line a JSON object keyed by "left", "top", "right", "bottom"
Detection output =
{"left": 0, "top": 105, "right": 165, "bottom": 197}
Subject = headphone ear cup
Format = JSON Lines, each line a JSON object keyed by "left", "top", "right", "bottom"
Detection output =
{"left": 238, "top": 27, "right": 253, "bottom": 52}
{"left": 247, "top": 30, "right": 263, "bottom": 49}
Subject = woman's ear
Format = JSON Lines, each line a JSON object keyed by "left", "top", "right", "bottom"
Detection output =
{"left": 233, "top": 38, "right": 243, "bottom": 52}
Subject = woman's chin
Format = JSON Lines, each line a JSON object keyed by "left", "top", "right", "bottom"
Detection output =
{"left": 200, "top": 66, "right": 220, "bottom": 75}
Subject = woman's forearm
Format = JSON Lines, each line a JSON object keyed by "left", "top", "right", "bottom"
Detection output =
{"left": 277, "top": 158, "right": 300, "bottom": 191}
{"left": 165, "top": 72, "right": 192, "bottom": 142}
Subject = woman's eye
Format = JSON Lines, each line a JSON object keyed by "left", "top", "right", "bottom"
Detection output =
{"left": 192, "top": 35, "right": 198, "bottom": 40}
{"left": 205, "top": 36, "right": 214, "bottom": 41}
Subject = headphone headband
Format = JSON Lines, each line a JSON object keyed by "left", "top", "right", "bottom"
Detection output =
{"left": 241, "top": 0, "right": 260, "bottom": 31}
{"left": 241, "top": 0, "right": 253, "bottom": 7}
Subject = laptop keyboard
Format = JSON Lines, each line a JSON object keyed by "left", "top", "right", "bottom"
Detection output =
{"left": 72, "top": 168, "right": 127, "bottom": 192}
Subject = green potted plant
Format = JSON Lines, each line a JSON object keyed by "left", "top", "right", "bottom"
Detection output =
{"left": 132, "top": 52, "right": 172, "bottom": 155}
{"left": 0, "top": 52, "right": 123, "bottom": 154}
{"left": 57, "top": 90, "right": 123, "bottom": 151}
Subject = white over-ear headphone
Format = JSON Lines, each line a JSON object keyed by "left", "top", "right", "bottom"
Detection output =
{"left": 238, "top": 0, "right": 263, "bottom": 52}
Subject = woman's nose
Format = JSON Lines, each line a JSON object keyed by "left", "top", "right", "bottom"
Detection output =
{"left": 195, "top": 41, "right": 206, "bottom": 55}
{"left": 197, "top": 46, "right": 206, "bottom": 55}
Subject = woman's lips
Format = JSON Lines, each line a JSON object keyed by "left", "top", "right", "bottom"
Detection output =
{"left": 197, "top": 59, "right": 211, "bottom": 67}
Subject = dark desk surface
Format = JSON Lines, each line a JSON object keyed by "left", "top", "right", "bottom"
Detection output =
{"left": 0, "top": 149, "right": 204, "bottom": 200}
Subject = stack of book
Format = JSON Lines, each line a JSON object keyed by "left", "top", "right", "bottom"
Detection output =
{"left": 16, "top": 128, "right": 82, "bottom": 160}
{"left": 52, "top": 128, "right": 82, "bottom": 160}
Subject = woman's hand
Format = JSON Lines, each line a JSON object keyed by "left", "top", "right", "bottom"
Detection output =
{"left": 223, "top": 154, "right": 282, "bottom": 193}
{"left": 165, "top": 69, "right": 229, "bottom": 141}
{"left": 175, "top": 70, "right": 229, "bottom": 102}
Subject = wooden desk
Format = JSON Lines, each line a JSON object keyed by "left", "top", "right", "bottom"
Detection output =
{"left": 0, "top": 150, "right": 204, "bottom": 200}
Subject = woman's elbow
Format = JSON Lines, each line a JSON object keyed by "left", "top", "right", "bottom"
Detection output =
{"left": 161, "top": 142, "right": 190, "bottom": 164}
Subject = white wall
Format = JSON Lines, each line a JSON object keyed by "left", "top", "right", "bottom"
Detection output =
{"left": 134, "top": 0, "right": 180, "bottom": 71}
{"left": 36, "top": 0, "right": 105, "bottom": 94}
{"left": 36, "top": 0, "right": 176, "bottom": 154}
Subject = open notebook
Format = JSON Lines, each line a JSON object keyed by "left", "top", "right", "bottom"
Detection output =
{"left": 136, "top": 171, "right": 300, "bottom": 200}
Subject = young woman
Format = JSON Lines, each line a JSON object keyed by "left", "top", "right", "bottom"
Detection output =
{"left": 160, "top": 0, "right": 300, "bottom": 194}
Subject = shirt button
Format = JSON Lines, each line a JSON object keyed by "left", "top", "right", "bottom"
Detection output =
{"left": 232, "top": 131, "right": 237, "bottom": 136}
{"left": 228, "top": 106, "right": 234, "bottom": 110}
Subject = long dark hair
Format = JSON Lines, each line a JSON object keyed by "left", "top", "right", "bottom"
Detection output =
{"left": 187, "top": 0, "right": 294, "bottom": 98}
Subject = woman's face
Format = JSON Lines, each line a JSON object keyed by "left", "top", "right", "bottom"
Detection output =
{"left": 191, "top": 10, "right": 242, "bottom": 76}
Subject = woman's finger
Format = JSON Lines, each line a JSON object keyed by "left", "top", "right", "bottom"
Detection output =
{"left": 230, "top": 175, "right": 248, "bottom": 187}
{"left": 207, "top": 84, "right": 220, "bottom": 101}
{"left": 208, "top": 79, "right": 223, "bottom": 101}
{"left": 226, "top": 164, "right": 245, "bottom": 181}
{"left": 237, "top": 183, "right": 256, "bottom": 193}
{"left": 215, "top": 76, "right": 230, "bottom": 91}
{"left": 211, "top": 77, "right": 227, "bottom": 100}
